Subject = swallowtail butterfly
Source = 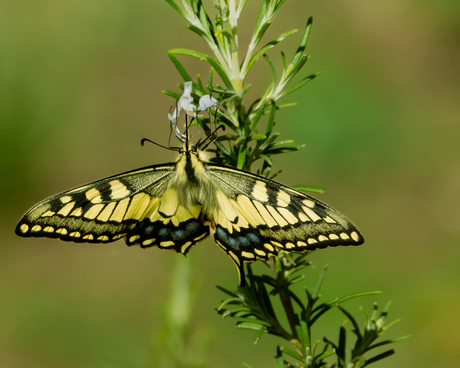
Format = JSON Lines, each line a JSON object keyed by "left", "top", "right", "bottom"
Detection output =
{"left": 16, "top": 111, "right": 364, "bottom": 285}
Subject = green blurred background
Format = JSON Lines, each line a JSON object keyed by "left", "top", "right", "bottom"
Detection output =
{"left": 1, "top": 0, "right": 460, "bottom": 367}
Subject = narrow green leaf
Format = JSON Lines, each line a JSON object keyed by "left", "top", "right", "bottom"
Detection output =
{"left": 239, "top": 83, "right": 252, "bottom": 98}
{"left": 161, "top": 89, "right": 182, "bottom": 100}
{"left": 237, "top": 145, "right": 247, "bottom": 170}
{"left": 253, "top": 0, "right": 270, "bottom": 39}
{"left": 259, "top": 154, "right": 272, "bottom": 166}
{"left": 242, "top": 363, "right": 255, "bottom": 368}
{"left": 368, "top": 335, "right": 411, "bottom": 351}
{"left": 187, "top": 23, "right": 208, "bottom": 39}
{"left": 281, "top": 51, "right": 286, "bottom": 69}
{"left": 245, "top": 29, "right": 298, "bottom": 74}
{"left": 215, "top": 29, "right": 233, "bottom": 40}
{"left": 281, "top": 347, "right": 304, "bottom": 362}
{"left": 197, "top": 74, "right": 203, "bottom": 91}
{"left": 313, "top": 348, "right": 336, "bottom": 362}
{"left": 337, "top": 326, "right": 346, "bottom": 366}
{"left": 237, "top": 322, "right": 266, "bottom": 331}
{"left": 249, "top": 99, "right": 269, "bottom": 131}
{"left": 295, "top": 319, "right": 309, "bottom": 349}
{"left": 265, "top": 146, "right": 303, "bottom": 154}
{"left": 258, "top": 280, "right": 278, "bottom": 319}
{"left": 291, "top": 185, "right": 325, "bottom": 194}
{"left": 207, "top": 67, "right": 214, "bottom": 89}
{"left": 216, "top": 285, "right": 239, "bottom": 298}
{"left": 167, "top": 52, "right": 192, "bottom": 81}
{"left": 264, "top": 99, "right": 276, "bottom": 136}
{"left": 263, "top": 54, "right": 277, "bottom": 86}
{"left": 169, "top": 48, "right": 233, "bottom": 89}
{"left": 292, "top": 17, "right": 313, "bottom": 67}
{"left": 363, "top": 350, "right": 395, "bottom": 366}
{"left": 170, "top": 47, "right": 207, "bottom": 61}
{"left": 277, "top": 102, "right": 297, "bottom": 109}
{"left": 316, "top": 291, "right": 383, "bottom": 313}
{"left": 278, "top": 72, "right": 322, "bottom": 99}
{"left": 274, "top": 0, "right": 287, "bottom": 14}
{"left": 253, "top": 326, "right": 265, "bottom": 344}
{"left": 271, "top": 139, "right": 294, "bottom": 146}
{"left": 251, "top": 134, "right": 267, "bottom": 140}
{"left": 217, "top": 298, "right": 245, "bottom": 311}
{"left": 236, "top": 0, "right": 249, "bottom": 17}
{"left": 259, "top": 131, "right": 280, "bottom": 151}
{"left": 205, "top": 55, "right": 233, "bottom": 89}
{"left": 337, "top": 305, "right": 363, "bottom": 342}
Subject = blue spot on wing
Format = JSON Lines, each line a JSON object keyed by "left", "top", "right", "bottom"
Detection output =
{"left": 214, "top": 226, "right": 263, "bottom": 252}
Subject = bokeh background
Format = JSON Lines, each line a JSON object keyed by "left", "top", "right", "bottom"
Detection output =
{"left": 1, "top": 0, "right": 460, "bottom": 367}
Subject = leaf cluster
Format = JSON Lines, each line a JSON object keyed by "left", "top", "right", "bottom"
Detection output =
{"left": 217, "top": 252, "right": 410, "bottom": 367}
{"left": 163, "top": 0, "right": 320, "bottom": 176}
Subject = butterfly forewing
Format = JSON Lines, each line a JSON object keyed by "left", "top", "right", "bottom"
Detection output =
{"left": 16, "top": 164, "right": 177, "bottom": 244}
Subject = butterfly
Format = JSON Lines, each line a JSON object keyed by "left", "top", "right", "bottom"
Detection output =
{"left": 15, "top": 126, "right": 364, "bottom": 285}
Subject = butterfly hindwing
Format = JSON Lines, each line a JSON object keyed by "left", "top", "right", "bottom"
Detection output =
{"left": 206, "top": 164, "right": 364, "bottom": 280}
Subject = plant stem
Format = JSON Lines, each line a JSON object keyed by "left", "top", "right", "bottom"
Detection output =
{"left": 279, "top": 288, "right": 300, "bottom": 344}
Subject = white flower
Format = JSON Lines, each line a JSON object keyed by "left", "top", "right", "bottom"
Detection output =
{"left": 199, "top": 94, "right": 219, "bottom": 111}
{"left": 168, "top": 81, "right": 219, "bottom": 142}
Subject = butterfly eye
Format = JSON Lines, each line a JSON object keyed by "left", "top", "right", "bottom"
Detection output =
{"left": 179, "top": 147, "right": 184, "bottom": 154}
{"left": 191, "top": 146, "right": 197, "bottom": 153}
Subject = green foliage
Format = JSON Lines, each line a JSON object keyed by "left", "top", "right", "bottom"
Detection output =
{"left": 217, "top": 252, "right": 410, "bottom": 367}
{"left": 163, "top": 0, "right": 316, "bottom": 176}
{"left": 162, "top": 0, "right": 409, "bottom": 367}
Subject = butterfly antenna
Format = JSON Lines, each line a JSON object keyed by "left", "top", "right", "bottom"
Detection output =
{"left": 141, "top": 138, "right": 180, "bottom": 151}
{"left": 185, "top": 114, "right": 190, "bottom": 152}
{"left": 199, "top": 124, "right": 226, "bottom": 151}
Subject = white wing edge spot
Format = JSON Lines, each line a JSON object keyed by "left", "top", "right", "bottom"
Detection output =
{"left": 340, "top": 233, "right": 349, "bottom": 240}
{"left": 43, "top": 226, "right": 54, "bottom": 233}
{"left": 351, "top": 232, "right": 359, "bottom": 242}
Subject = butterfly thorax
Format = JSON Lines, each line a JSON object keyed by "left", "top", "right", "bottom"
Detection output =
{"left": 171, "top": 145, "right": 218, "bottom": 213}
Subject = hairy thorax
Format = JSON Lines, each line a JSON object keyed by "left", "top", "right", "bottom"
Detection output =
{"left": 170, "top": 151, "right": 218, "bottom": 212}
